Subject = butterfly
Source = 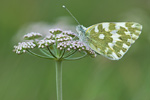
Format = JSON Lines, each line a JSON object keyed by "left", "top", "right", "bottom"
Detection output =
{"left": 62, "top": 5, "right": 142, "bottom": 60}
{"left": 76, "top": 22, "right": 142, "bottom": 60}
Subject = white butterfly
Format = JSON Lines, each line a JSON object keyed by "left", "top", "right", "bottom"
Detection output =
{"left": 63, "top": 5, "right": 142, "bottom": 60}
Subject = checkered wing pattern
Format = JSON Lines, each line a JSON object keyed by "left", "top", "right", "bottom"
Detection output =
{"left": 85, "top": 22, "right": 142, "bottom": 60}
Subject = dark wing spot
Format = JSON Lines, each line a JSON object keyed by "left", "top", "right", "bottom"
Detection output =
{"left": 119, "top": 37, "right": 123, "bottom": 40}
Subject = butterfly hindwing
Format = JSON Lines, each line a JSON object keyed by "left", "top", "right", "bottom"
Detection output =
{"left": 85, "top": 22, "right": 142, "bottom": 60}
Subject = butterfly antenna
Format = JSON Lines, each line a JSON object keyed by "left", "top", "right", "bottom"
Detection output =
{"left": 62, "top": 5, "right": 81, "bottom": 25}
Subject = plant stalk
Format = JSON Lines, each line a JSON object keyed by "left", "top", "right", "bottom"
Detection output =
{"left": 55, "top": 60, "right": 63, "bottom": 100}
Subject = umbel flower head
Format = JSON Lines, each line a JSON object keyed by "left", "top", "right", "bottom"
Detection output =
{"left": 13, "top": 29, "right": 97, "bottom": 60}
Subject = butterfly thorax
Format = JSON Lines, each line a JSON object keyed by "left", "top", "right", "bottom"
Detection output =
{"left": 76, "top": 25, "right": 88, "bottom": 42}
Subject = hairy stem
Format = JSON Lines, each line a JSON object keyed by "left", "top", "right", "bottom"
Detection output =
{"left": 55, "top": 60, "right": 63, "bottom": 100}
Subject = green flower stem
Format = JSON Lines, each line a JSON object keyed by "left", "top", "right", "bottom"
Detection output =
{"left": 63, "top": 50, "right": 77, "bottom": 58}
{"left": 39, "top": 49, "right": 54, "bottom": 58}
{"left": 64, "top": 52, "right": 87, "bottom": 61}
{"left": 59, "top": 49, "right": 66, "bottom": 60}
{"left": 47, "top": 47, "right": 57, "bottom": 59}
{"left": 27, "top": 49, "right": 54, "bottom": 60}
{"left": 55, "top": 60, "right": 63, "bottom": 100}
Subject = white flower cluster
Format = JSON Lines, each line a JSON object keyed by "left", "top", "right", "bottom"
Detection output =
{"left": 62, "top": 31, "right": 77, "bottom": 37}
{"left": 13, "top": 41, "right": 36, "bottom": 54}
{"left": 14, "top": 28, "right": 96, "bottom": 58}
{"left": 44, "top": 33, "right": 55, "bottom": 40}
{"left": 56, "top": 33, "right": 72, "bottom": 42}
{"left": 23, "top": 32, "right": 42, "bottom": 40}
{"left": 38, "top": 40, "right": 55, "bottom": 48}
{"left": 49, "top": 29, "right": 62, "bottom": 34}
{"left": 57, "top": 40, "right": 96, "bottom": 55}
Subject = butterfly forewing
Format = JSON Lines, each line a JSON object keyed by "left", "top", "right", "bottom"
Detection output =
{"left": 85, "top": 22, "right": 142, "bottom": 60}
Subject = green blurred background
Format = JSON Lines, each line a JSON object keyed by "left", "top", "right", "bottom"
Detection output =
{"left": 0, "top": 0, "right": 150, "bottom": 100}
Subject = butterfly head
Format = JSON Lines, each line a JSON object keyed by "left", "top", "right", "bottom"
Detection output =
{"left": 76, "top": 25, "right": 86, "bottom": 34}
{"left": 76, "top": 25, "right": 87, "bottom": 41}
